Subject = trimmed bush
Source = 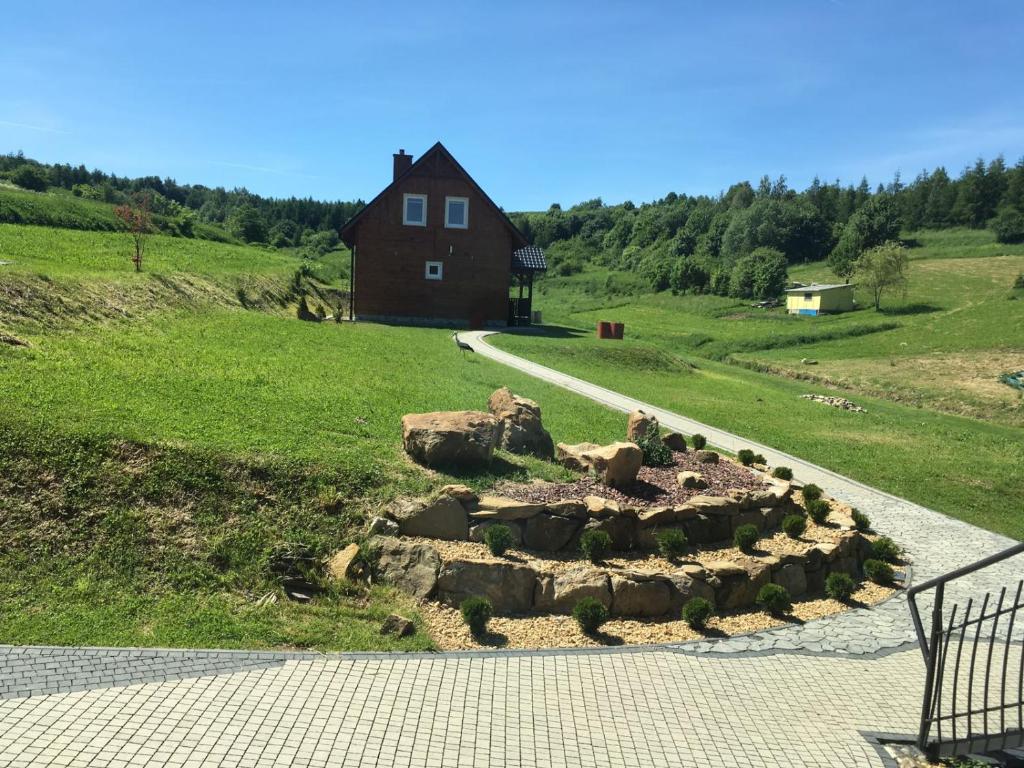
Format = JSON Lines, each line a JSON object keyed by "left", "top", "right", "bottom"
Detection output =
{"left": 656, "top": 529, "right": 688, "bottom": 560}
{"left": 733, "top": 523, "right": 759, "bottom": 553}
{"left": 863, "top": 558, "right": 894, "bottom": 584}
{"left": 691, "top": 433, "right": 707, "bottom": 450}
{"left": 851, "top": 509, "right": 871, "bottom": 532}
{"left": 825, "top": 572, "right": 856, "bottom": 602}
{"left": 681, "top": 597, "right": 714, "bottom": 630}
{"left": 782, "top": 514, "right": 807, "bottom": 539}
{"left": 801, "top": 483, "right": 823, "bottom": 502}
{"left": 756, "top": 584, "right": 792, "bottom": 616}
{"left": 579, "top": 529, "right": 612, "bottom": 563}
{"left": 483, "top": 524, "right": 515, "bottom": 557}
{"left": 738, "top": 449, "right": 756, "bottom": 466}
{"left": 806, "top": 498, "right": 830, "bottom": 525}
{"left": 573, "top": 597, "right": 609, "bottom": 634}
{"left": 460, "top": 596, "right": 493, "bottom": 636}
{"left": 869, "top": 536, "right": 902, "bottom": 563}
{"left": 772, "top": 466, "right": 793, "bottom": 481}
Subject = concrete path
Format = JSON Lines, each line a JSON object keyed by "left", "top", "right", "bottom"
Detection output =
{"left": 1, "top": 332, "right": 1020, "bottom": 767}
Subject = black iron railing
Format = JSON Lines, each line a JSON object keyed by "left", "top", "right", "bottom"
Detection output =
{"left": 907, "top": 541, "right": 1024, "bottom": 759}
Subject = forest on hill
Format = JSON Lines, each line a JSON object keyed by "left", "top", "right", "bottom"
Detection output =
{"left": 3, "top": 151, "right": 1024, "bottom": 299}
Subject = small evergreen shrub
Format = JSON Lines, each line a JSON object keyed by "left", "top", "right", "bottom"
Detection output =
{"left": 850, "top": 508, "right": 871, "bottom": 532}
{"left": 460, "top": 596, "right": 493, "bottom": 636}
{"left": 738, "top": 449, "right": 756, "bottom": 466}
{"left": 801, "top": 483, "right": 823, "bottom": 502}
{"left": 863, "top": 558, "right": 894, "bottom": 584}
{"left": 483, "top": 524, "right": 515, "bottom": 557}
{"left": 825, "top": 572, "right": 856, "bottom": 602}
{"left": 573, "top": 597, "right": 609, "bottom": 634}
{"left": 756, "top": 584, "right": 792, "bottom": 616}
{"left": 733, "top": 524, "right": 759, "bottom": 553}
{"left": 772, "top": 466, "right": 793, "bottom": 481}
{"left": 869, "top": 536, "right": 902, "bottom": 563}
{"left": 806, "top": 498, "right": 830, "bottom": 525}
{"left": 579, "top": 529, "right": 612, "bottom": 562}
{"left": 681, "top": 597, "right": 714, "bottom": 630}
{"left": 753, "top": 453, "right": 766, "bottom": 465}
{"left": 691, "top": 433, "right": 707, "bottom": 450}
{"left": 782, "top": 514, "right": 807, "bottom": 539}
{"left": 636, "top": 429, "right": 673, "bottom": 467}
{"left": 656, "top": 528, "right": 688, "bottom": 560}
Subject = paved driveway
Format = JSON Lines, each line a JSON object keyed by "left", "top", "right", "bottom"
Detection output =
{"left": 1, "top": 332, "right": 1019, "bottom": 767}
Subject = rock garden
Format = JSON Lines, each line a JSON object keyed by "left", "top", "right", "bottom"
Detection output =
{"left": 343, "top": 387, "right": 905, "bottom": 650}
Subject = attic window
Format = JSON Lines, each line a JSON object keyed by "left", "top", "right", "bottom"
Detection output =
{"left": 403, "top": 193, "right": 427, "bottom": 226}
{"left": 445, "top": 197, "right": 468, "bottom": 229}
{"left": 425, "top": 261, "right": 443, "bottom": 280}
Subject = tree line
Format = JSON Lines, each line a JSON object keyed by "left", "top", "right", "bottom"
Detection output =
{"left": 509, "top": 157, "right": 1024, "bottom": 300}
{"left": 0, "top": 152, "right": 363, "bottom": 248}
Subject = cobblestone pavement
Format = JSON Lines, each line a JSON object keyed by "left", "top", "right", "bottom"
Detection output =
{"left": 0, "top": 334, "right": 1019, "bottom": 766}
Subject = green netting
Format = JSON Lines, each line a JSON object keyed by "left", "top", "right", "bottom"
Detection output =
{"left": 999, "top": 371, "right": 1024, "bottom": 391}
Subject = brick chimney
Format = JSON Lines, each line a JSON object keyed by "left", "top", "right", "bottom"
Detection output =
{"left": 393, "top": 149, "right": 412, "bottom": 181}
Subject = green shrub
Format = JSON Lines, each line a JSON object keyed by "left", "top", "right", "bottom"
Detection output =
{"left": 863, "top": 559, "right": 894, "bottom": 584}
{"left": 636, "top": 429, "right": 673, "bottom": 467}
{"left": 851, "top": 509, "right": 871, "bottom": 532}
{"left": 483, "top": 524, "right": 515, "bottom": 557}
{"left": 579, "top": 529, "right": 612, "bottom": 562}
{"left": 656, "top": 528, "right": 688, "bottom": 560}
{"left": 460, "top": 596, "right": 493, "bottom": 636}
{"left": 782, "top": 514, "right": 807, "bottom": 539}
{"left": 825, "top": 572, "right": 856, "bottom": 601}
{"left": 681, "top": 597, "right": 714, "bottom": 630}
{"left": 806, "top": 498, "right": 830, "bottom": 525}
{"left": 801, "top": 483, "right": 823, "bottom": 502}
{"left": 738, "top": 449, "right": 756, "bottom": 466}
{"left": 691, "top": 433, "right": 707, "bottom": 450}
{"left": 869, "top": 536, "right": 902, "bottom": 563}
{"left": 772, "top": 466, "right": 793, "bottom": 481}
{"left": 11, "top": 165, "right": 49, "bottom": 192}
{"left": 992, "top": 208, "right": 1024, "bottom": 244}
{"left": 756, "top": 584, "right": 792, "bottom": 615}
{"left": 573, "top": 597, "right": 609, "bottom": 634}
{"left": 753, "top": 453, "right": 766, "bottom": 465}
{"left": 1015, "top": 272, "right": 1024, "bottom": 290}
{"left": 733, "top": 524, "right": 759, "bottom": 552}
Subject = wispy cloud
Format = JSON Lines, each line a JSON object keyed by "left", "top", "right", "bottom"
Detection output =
{"left": 0, "top": 119, "right": 69, "bottom": 135}
{"left": 210, "top": 160, "right": 320, "bottom": 179}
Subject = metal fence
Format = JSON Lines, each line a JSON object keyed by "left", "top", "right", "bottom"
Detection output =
{"left": 907, "top": 541, "right": 1024, "bottom": 759}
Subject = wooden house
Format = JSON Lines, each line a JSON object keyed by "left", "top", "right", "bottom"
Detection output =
{"left": 339, "top": 142, "right": 545, "bottom": 327}
{"left": 785, "top": 283, "right": 855, "bottom": 315}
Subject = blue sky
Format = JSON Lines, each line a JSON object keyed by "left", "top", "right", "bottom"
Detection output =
{"left": 3, "top": 1, "right": 1023, "bottom": 211}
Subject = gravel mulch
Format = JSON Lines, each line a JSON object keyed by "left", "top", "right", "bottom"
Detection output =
{"left": 494, "top": 451, "right": 763, "bottom": 509}
{"left": 420, "top": 580, "right": 895, "bottom": 651}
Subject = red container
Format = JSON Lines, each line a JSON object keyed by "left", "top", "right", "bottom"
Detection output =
{"left": 597, "top": 321, "right": 613, "bottom": 339}
{"left": 610, "top": 322, "right": 625, "bottom": 339}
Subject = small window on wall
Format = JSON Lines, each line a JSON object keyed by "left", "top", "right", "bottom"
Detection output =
{"left": 804, "top": 292, "right": 813, "bottom": 301}
{"left": 425, "top": 261, "right": 443, "bottom": 281}
{"left": 404, "top": 193, "right": 427, "bottom": 226}
{"left": 445, "top": 196, "right": 468, "bottom": 229}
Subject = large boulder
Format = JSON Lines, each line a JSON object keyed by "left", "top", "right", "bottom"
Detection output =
{"left": 662, "top": 432, "right": 687, "bottom": 452}
{"left": 436, "top": 559, "right": 537, "bottom": 614}
{"left": 772, "top": 563, "right": 808, "bottom": 598}
{"left": 370, "top": 536, "right": 440, "bottom": 599}
{"left": 487, "top": 387, "right": 555, "bottom": 460}
{"left": 677, "top": 471, "right": 706, "bottom": 490}
{"left": 626, "top": 409, "right": 658, "bottom": 443}
{"left": 557, "top": 442, "right": 642, "bottom": 488}
{"left": 534, "top": 568, "right": 612, "bottom": 613}
{"left": 710, "top": 561, "right": 771, "bottom": 610}
{"left": 523, "top": 513, "right": 583, "bottom": 551}
{"left": 388, "top": 496, "right": 468, "bottom": 540}
{"left": 610, "top": 573, "right": 673, "bottom": 617}
{"left": 401, "top": 411, "right": 499, "bottom": 468}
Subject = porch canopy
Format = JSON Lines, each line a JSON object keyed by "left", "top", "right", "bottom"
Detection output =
{"left": 509, "top": 246, "right": 547, "bottom": 326}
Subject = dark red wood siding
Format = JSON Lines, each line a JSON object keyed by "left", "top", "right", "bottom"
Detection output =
{"left": 349, "top": 150, "right": 517, "bottom": 326}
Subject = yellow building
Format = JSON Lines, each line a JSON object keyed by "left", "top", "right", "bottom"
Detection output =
{"left": 785, "top": 283, "right": 854, "bottom": 315}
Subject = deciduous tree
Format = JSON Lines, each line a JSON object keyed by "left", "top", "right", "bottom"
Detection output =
{"left": 855, "top": 241, "right": 908, "bottom": 310}
{"left": 114, "top": 196, "right": 153, "bottom": 272}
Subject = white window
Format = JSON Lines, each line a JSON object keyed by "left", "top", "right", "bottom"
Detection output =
{"left": 445, "top": 196, "right": 468, "bottom": 229}
{"left": 403, "top": 193, "right": 427, "bottom": 226}
{"left": 425, "top": 261, "right": 443, "bottom": 280}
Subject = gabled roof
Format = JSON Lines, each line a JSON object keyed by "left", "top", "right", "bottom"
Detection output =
{"left": 512, "top": 245, "right": 547, "bottom": 272}
{"left": 339, "top": 141, "right": 529, "bottom": 250}
{"left": 784, "top": 283, "right": 853, "bottom": 293}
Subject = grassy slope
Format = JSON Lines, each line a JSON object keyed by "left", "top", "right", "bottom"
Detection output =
{"left": 0, "top": 224, "right": 626, "bottom": 650}
{"left": 494, "top": 228, "right": 1024, "bottom": 540}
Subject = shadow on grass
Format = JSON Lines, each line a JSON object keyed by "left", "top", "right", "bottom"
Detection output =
{"left": 506, "top": 324, "right": 587, "bottom": 339}
{"left": 878, "top": 302, "right": 942, "bottom": 316}
{"left": 435, "top": 455, "right": 533, "bottom": 485}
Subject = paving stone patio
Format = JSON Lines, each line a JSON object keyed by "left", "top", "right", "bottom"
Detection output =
{"left": 0, "top": 333, "right": 1019, "bottom": 766}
